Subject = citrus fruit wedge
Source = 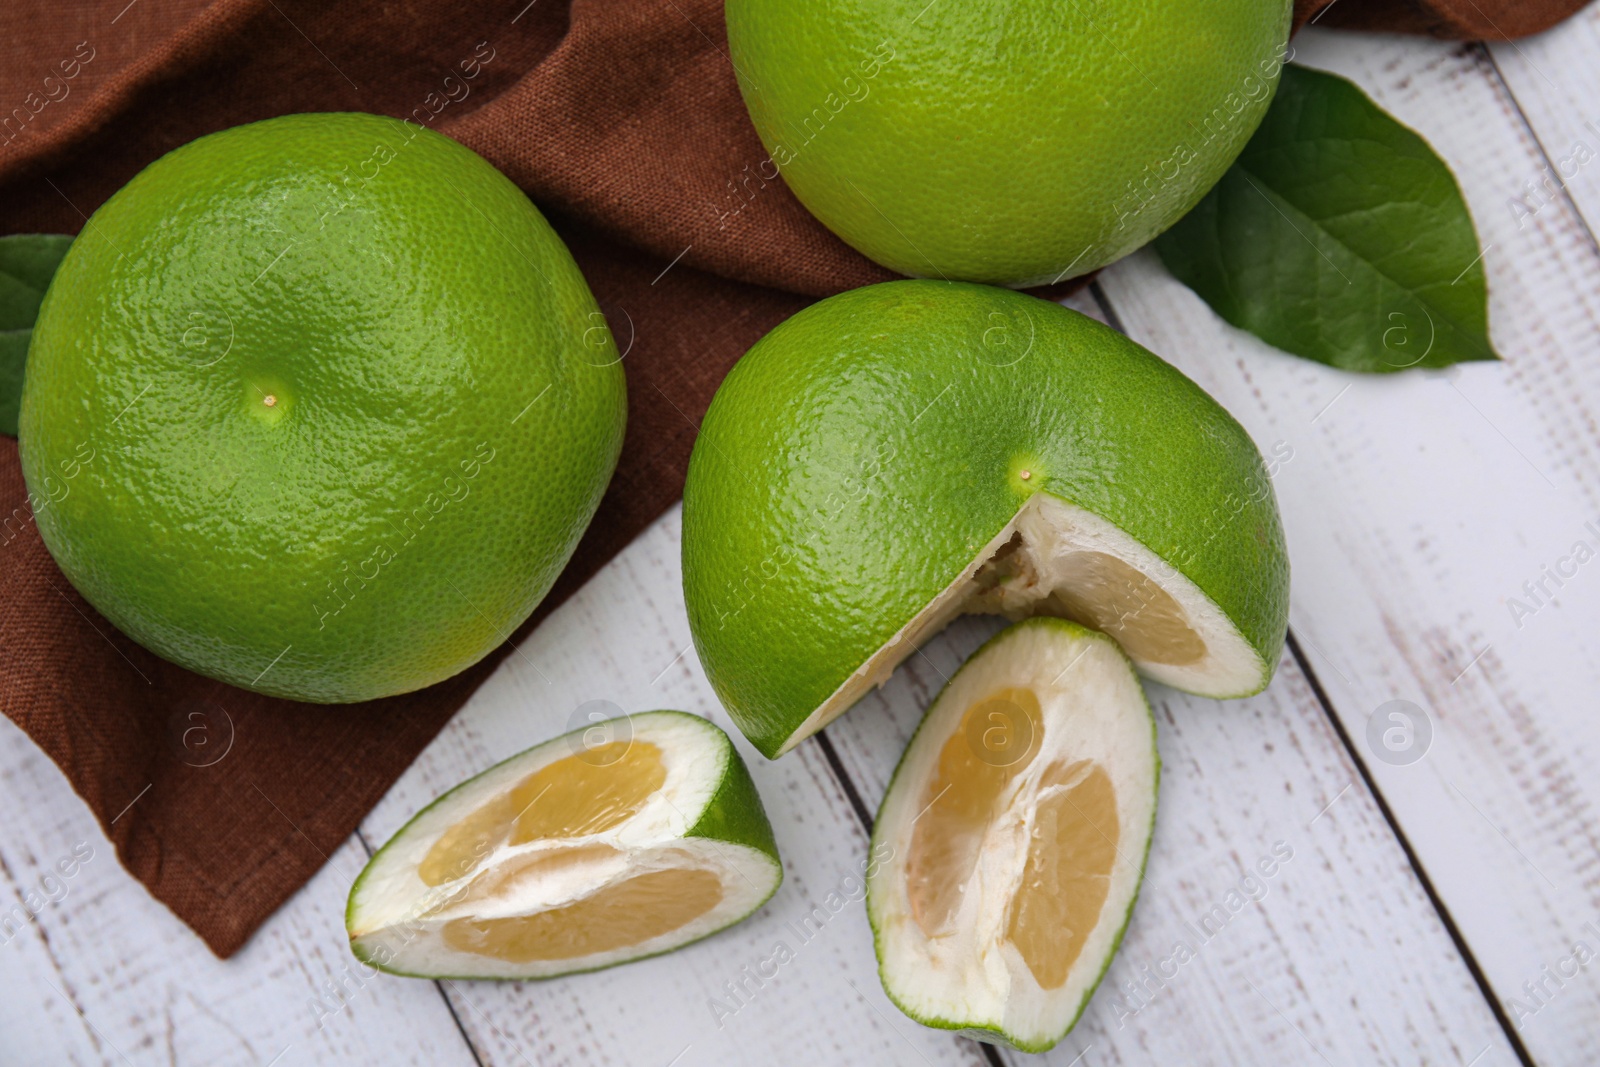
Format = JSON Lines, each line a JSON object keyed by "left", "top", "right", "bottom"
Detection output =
{"left": 868, "top": 618, "right": 1159, "bottom": 1052}
{"left": 682, "top": 280, "right": 1287, "bottom": 758}
{"left": 346, "top": 711, "right": 781, "bottom": 980}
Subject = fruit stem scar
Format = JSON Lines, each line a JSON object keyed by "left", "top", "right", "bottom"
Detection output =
{"left": 1019, "top": 470, "right": 1031, "bottom": 480}
{"left": 263, "top": 394, "right": 277, "bottom": 407}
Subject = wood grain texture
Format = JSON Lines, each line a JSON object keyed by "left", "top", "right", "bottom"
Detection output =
{"left": 0, "top": 717, "right": 482, "bottom": 1067}
{"left": 1085, "top": 24, "right": 1600, "bottom": 1063}
{"left": 1481, "top": 6, "right": 1600, "bottom": 247}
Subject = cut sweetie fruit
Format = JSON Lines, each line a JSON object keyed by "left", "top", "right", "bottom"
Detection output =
{"left": 346, "top": 711, "right": 781, "bottom": 979}
{"left": 868, "top": 618, "right": 1159, "bottom": 1052}
{"left": 682, "top": 280, "right": 1289, "bottom": 759}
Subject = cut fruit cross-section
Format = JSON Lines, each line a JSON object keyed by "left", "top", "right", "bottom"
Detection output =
{"left": 682, "top": 280, "right": 1289, "bottom": 760}
{"left": 347, "top": 711, "right": 781, "bottom": 980}
{"left": 868, "top": 618, "right": 1159, "bottom": 1052}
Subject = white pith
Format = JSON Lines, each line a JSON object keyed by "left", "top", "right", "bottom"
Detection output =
{"left": 868, "top": 622, "right": 1159, "bottom": 1049}
{"left": 776, "top": 492, "right": 1263, "bottom": 756}
{"left": 347, "top": 712, "right": 779, "bottom": 980}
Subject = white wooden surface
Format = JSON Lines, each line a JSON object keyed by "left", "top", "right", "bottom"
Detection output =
{"left": 4, "top": 14, "right": 1599, "bottom": 1067}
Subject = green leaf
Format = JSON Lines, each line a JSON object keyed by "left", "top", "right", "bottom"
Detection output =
{"left": 0, "top": 331, "right": 27, "bottom": 437}
{"left": 0, "top": 234, "right": 73, "bottom": 436}
{"left": 0, "top": 234, "right": 74, "bottom": 331}
{"left": 1153, "top": 64, "right": 1497, "bottom": 373}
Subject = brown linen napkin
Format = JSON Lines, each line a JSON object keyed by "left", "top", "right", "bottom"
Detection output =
{"left": 0, "top": 0, "right": 1586, "bottom": 958}
{"left": 1295, "top": 0, "right": 1580, "bottom": 37}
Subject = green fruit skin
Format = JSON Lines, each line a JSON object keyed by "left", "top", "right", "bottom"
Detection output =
{"left": 348, "top": 710, "right": 783, "bottom": 980}
{"left": 726, "top": 0, "right": 1292, "bottom": 286}
{"left": 684, "top": 722, "right": 783, "bottom": 863}
{"left": 868, "top": 618, "right": 1160, "bottom": 1053}
{"left": 682, "top": 280, "right": 1288, "bottom": 758}
{"left": 20, "top": 113, "right": 625, "bottom": 703}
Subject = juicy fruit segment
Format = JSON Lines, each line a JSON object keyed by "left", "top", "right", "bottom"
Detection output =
{"left": 348, "top": 712, "right": 782, "bottom": 980}
{"left": 1039, "top": 552, "right": 1206, "bottom": 667}
{"left": 443, "top": 868, "right": 723, "bottom": 963}
{"left": 869, "top": 619, "right": 1159, "bottom": 1052}
{"left": 1004, "top": 760, "right": 1118, "bottom": 989}
{"left": 419, "top": 742, "right": 665, "bottom": 887}
{"left": 908, "top": 688, "right": 1043, "bottom": 934}
{"left": 511, "top": 742, "right": 665, "bottom": 842}
{"left": 909, "top": 696, "right": 1121, "bottom": 989}
{"left": 418, "top": 791, "right": 518, "bottom": 887}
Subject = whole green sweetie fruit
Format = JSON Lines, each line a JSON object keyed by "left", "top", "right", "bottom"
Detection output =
{"left": 21, "top": 113, "right": 626, "bottom": 702}
{"left": 726, "top": 0, "right": 1293, "bottom": 285}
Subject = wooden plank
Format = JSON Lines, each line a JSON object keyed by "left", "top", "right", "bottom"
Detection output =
{"left": 359, "top": 508, "right": 996, "bottom": 1067}
{"left": 1481, "top": 7, "right": 1600, "bottom": 247}
{"left": 1080, "top": 24, "right": 1600, "bottom": 1063}
{"left": 0, "top": 717, "right": 482, "bottom": 1067}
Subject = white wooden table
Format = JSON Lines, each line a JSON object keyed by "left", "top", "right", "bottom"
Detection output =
{"left": 5, "top": 19, "right": 1600, "bottom": 1066}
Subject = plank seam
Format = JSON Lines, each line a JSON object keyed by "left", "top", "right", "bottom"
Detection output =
{"left": 353, "top": 827, "right": 489, "bottom": 1067}
{"left": 1478, "top": 42, "right": 1600, "bottom": 260}
{"left": 812, "top": 731, "right": 1013, "bottom": 1067}
{"left": 1086, "top": 280, "right": 1129, "bottom": 335}
{"left": 812, "top": 730, "right": 876, "bottom": 833}
{"left": 1284, "top": 632, "right": 1537, "bottom": 1067}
